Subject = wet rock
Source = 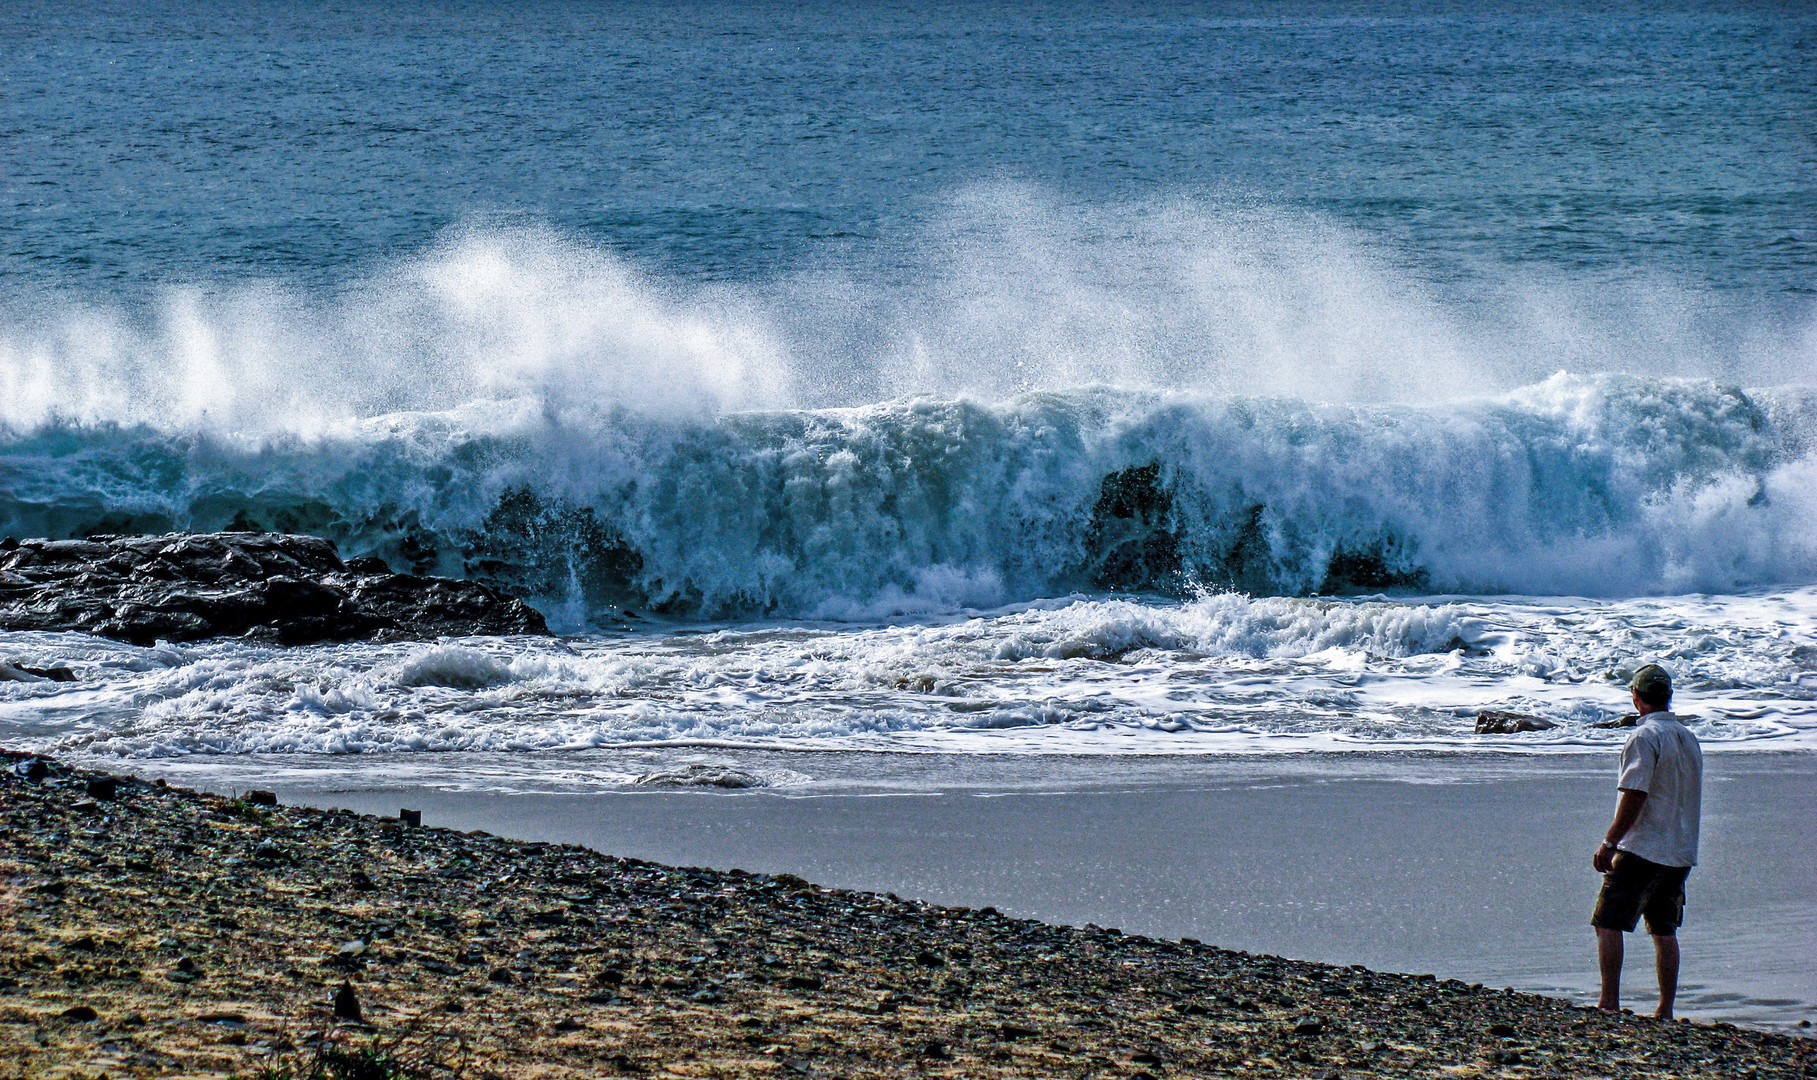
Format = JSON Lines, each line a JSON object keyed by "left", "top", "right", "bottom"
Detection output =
{"left": 632, "top": 764, "right": 768, "bottom": 789}
{"left": 84, "top": 777, "right": 119, "bottom": 800}
{"left": 1489, "top": 1023, "right": 1517, "bottom": 1037}
{"left": 0, "top": 662, "right": 61, "bottom": 683}
{"left": 0, "top": 532, "right": 548, "bottom": 645}
{"left": 1293, "top": 1015, "right": 1329, "bottom": 1035}
{"left": 1591, "top": 713, "right": 1640, "bottom": 729}
{"left": 12, "top": 757, "right": 50, "bottom": 781}
{"left": 59, "top": 1005, "right": 98, "bottom": 1022}
{"left": 244, "top": 790, "right": 278, "bottom": 806}
{"left": 1474, "top": 711, "right": 1558, "bottom": 734}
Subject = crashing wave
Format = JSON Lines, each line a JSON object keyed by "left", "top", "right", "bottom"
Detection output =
{"left": 2, "top": 373, "right": 1814, "bottom": 625}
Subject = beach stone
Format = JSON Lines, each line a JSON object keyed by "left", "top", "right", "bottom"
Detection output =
{"left": 58, "top": 1005, "right": 98, "bottom": 1022}
{"left": 333, "top": 981, "right": 361, "bottom": 1021}
{"left": 83, "top": 777, "right": 118, "bottom": 800}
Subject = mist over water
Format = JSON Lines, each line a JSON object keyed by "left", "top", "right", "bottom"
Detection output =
{"left": 5, "top": 192, "right": 1813, "bottom": 431}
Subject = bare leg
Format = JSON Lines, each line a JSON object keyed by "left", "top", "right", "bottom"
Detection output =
{"left": 1652, "top": 934, "right": 1679, "bottom": 1020}
{"left": 1597, "top": 928, "right": 1624, "bottom": 1011}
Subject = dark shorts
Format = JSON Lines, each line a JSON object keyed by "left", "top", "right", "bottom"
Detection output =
{"left": 1593, "top": 851, "right": 1690, "bottom": 936}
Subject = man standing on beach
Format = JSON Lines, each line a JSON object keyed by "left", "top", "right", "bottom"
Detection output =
{"left": 1591, "top": 664, "right": 1702, "bottom": 1020}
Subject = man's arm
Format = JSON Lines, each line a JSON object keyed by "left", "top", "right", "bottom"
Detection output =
{"left": 1593, "top": 789, "right": 1648, "bottom": 872}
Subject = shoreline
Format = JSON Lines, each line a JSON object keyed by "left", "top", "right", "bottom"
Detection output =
{"left": 3, "top": 750, "right": 1810, "bottom": 1078}
{"left": 73, "top": 744, "right": 1817, "bottom": 1032}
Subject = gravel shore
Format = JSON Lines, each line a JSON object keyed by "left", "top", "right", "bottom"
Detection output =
{"left": 3, "top": 750, "right": 1809, "bottom": 1079}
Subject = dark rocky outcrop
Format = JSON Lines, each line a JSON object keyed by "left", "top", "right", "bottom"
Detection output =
{"left": 0, "top": 532, "right": 548, "bottom": 646}
{"left": 1080, "top": 463, "right": 1183, "bottom": 592}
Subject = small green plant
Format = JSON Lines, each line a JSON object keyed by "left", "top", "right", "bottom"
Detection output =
{"left": 224, "top": 798, "right": 273, "bottom": 826}
{"left": 244, "top": 1046, "right": 411, "bottom": 1080}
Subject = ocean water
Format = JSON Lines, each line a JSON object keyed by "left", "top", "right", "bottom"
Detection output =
{"left": 2, "top": 2, "right": 1815, "bottom": 770}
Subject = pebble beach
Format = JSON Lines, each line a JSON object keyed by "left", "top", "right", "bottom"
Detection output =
{"left": 3, "top": 750, "right": 1809, "bottom": 1079}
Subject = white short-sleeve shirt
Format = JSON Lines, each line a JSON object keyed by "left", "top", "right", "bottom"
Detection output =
{"left": 1615, "top": 711, "right": 1703, "bottom": 868}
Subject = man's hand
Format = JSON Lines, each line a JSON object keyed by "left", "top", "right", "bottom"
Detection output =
{"left": 1595, "top": 789, "right": 1649, "bottom": 872}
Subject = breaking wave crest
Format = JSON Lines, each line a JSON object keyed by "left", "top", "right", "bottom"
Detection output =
{"left": 1, "top": 373, "right": 1813, "bottom": 623}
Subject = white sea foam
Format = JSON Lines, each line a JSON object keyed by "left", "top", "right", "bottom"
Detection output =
{"left": 4, "top": 587, "right": 1813, "bottom": 765}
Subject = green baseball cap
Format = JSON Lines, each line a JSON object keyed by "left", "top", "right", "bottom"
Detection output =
{"left": 1628, "top": 664, "right": 1672, "bottom": 696}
